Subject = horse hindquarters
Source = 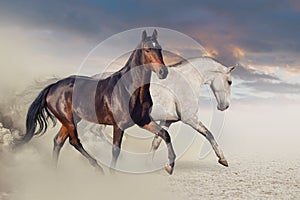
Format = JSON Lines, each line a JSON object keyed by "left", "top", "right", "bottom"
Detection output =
{"left": 46, "top": 79, "right": 105, "bottom": 173}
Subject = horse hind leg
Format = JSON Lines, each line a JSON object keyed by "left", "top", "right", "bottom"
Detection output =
{"left": 151, "top": 135, "right": 162, "bottom": 153}
{"left": 150, "top": 120, "right": 172, "bottom": 159}
{"left": 67, "top": 123, "right": 104, "bottom": 174}
{"left": 53, "top": 125, "right": 69, "bottom": 166}
{"left": 110, "top": 125, "right": 124, "bottom": 172}
{"left": 143, "top": 121, "right": 176, "bottom": 175}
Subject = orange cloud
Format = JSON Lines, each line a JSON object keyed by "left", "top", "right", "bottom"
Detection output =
{"left": 202, "top": 47, "right": 219, "bottom": 58}
{"left": 285, "top": 65, "right": 300, "bottom": 77}
{"left": 248, "top": 64, "right": 279, "bottom": 74}
{"left": 232, "top": 46, "right": 245, "bottom": 57}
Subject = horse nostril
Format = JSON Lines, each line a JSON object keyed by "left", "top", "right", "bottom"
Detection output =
{"left": 158, "top": 66, "right": 168, "bottom": 79}
{"left": 159, "top": 68, "right": 164, "bottom": 76}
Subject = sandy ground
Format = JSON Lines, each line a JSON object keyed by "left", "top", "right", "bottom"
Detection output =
{"left": 1, "top": 151, "right": 299, "bottom": 200}
{"left": 0, "top": 126, "right": 299, "bottom": 200}
{"left": 0, "top": 101, "right": 299, "bottom": 200}
{"left": 167, "top": 154, "right": 300, "bottom": 199}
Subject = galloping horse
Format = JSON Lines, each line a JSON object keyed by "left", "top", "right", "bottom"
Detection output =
{"left": 149, "top": 57, "right": 235, "bottom": 166}
{"left": 19, "top": 30, "right": 177, "bottom": 174}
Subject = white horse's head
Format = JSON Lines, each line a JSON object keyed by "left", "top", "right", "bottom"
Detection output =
{"left": 209, "top": 65, "right": 236, "bottom": 111}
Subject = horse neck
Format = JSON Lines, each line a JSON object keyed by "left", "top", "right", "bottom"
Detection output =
{"left": 123, "top": 48, "right": 151, "bottom": 91}
{"left": 190, "top": 58, "right": 220, "bottom": 85}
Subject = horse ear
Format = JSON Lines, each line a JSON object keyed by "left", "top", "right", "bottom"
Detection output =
{"left": 152, "top": 29, "right": 158, "bottom": 40}
{"left": 142, "top": 30, "right": 147, "bottom": 41}
{"left": 227, "top": 65, "right": 237, "bottom": 74}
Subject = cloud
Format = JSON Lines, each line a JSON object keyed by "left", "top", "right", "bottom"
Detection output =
{"left": 229, "top": 63, "right": 300, "bottom": 100}
{"left": 0, "top": 0, "right": 119, "bottom": 39}
{"left": 290, "top": 0, "right": 300, "bottom": 11}
{"left": 233, "top": 65, "right": 280, "bottom": 81}
{"left": 1, "top": 0, "right": 300, "bottom": 57}
{"left": 285, "top": 65, "right": 300, "bottom": 76}
{"left": 242, "top": 79, "right": 300, "bottom": 94}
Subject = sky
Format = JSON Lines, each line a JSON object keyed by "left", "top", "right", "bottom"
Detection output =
{"left": 0, "top": 0, "right": 300, "bottom": 103}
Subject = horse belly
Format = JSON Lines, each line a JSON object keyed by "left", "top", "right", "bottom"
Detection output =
{"left": 72, "top": 79, "right": 102, "bottom": 123}
{"left": 150, "top": 87, "right": 179, "bottom": 121}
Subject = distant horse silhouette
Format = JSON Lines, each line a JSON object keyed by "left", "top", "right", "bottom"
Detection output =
{"left": 19, "top": 30, "right": 177, "bottom": 174}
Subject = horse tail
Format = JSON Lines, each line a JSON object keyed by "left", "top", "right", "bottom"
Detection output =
{"left": 20, "top": 76, "right": 61, "bottom": 105}
{"left": 17, "top": 83, "right": 57, "bottom": 145}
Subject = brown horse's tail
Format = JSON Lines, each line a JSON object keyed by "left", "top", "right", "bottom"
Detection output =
{"left": 16, "top": 84, "right": 57, "bottom": 145}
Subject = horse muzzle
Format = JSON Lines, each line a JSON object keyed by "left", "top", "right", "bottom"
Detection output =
{"left": 217, "top": 104, "right": 229, "bottom": 111}
{"left": 157, "top": 65, "right": 168, "bottom": 79}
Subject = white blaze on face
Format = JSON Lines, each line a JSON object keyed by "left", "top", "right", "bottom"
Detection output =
{"left": 152, "top": 42, "right": 156, "bottom": 47}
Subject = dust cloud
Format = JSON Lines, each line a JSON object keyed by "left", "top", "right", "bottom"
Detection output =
{"left": 0, "top": 136, "right": 178, "bottom": 200}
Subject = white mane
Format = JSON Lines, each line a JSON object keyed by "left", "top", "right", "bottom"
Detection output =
{"left": 171, "top": 56, "right": 227, "bottom": 73}
{"left": 160, "top": 56, "right": 228, "bottom": 87}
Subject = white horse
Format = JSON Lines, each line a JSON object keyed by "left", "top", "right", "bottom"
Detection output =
{"left": 93, "top": 56, "right": 236, "bottom": 167}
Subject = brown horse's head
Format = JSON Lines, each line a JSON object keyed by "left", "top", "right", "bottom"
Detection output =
{"left": 140, "top": 30, "right": 168, "bottom": 79}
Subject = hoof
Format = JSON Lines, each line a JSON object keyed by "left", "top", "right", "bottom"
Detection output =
{"left": 91, "top": 160, "right": 105, "bottom": 174}
{"left": 151, "top": 152, "right": 156, "bottom": 161}
{"left": 218, "top": 159, "right": 229, "bottom": 167}
{"left": 95, "top": 165, "right": 105, "bottom": 175}
{"left": 165, "top": 165, "right": 174, "bottom": 175}
{"left": 109, "top": 167, "right": 117, "bottom": 175}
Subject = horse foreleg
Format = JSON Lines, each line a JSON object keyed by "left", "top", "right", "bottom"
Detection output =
{"left": 53, "top": 126, "right": 69, "bottom": 166}
{"left": 67, "top": 124, "right": 104, "bottom": 174}
{"left": 150, "top": 121, "right": 172, "bottom": 159}
{"left": 143, "top": 121, "right": 176, "bottom": 175}
{"left": 185, "top": 118, "right": 228, "bottom": 167}
{"left": 110, "top": 125, "right": 124, "bottom": 172}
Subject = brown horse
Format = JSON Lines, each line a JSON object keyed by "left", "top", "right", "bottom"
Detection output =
{"left": 19, "top": 30, "right": 176, "bottom": 174}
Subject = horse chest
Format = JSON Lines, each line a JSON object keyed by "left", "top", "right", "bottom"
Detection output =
{"left": 128, "top": 89, "right": 152, "bottom": 126}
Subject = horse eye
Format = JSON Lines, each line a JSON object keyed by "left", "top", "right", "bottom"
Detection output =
{"left": 228, "top": 80, "right": 232, "bottom": 85}
{"left": 145, "top": 48, "right": 151, "bottom": 53}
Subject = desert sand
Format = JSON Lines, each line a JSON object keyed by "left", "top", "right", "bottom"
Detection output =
{"left": 0, "top": 103, "right": 299, "bottom": 200}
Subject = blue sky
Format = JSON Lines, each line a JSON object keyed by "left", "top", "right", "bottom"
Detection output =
{"left": 1, "top": 0, "right": 300, "bottom": 103}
